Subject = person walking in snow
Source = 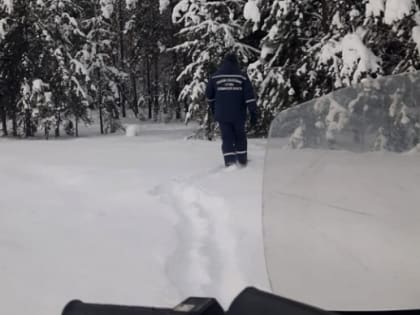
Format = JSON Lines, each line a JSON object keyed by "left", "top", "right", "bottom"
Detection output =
{"left": 206, "top": 53, "right": 258, "bottom": 167}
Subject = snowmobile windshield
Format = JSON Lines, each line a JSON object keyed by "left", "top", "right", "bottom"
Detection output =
{"left": 262, "top": 72, "right": 420, "bottom": 311}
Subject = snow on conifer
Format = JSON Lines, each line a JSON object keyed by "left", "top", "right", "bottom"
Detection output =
{"left": 171, "top": 0, "right": 258, "bottom": 136}
{"left": 0, "top": 0, "right": 13, "bottom": 13}
{"left": 384, "top": 0, "right": 416, "bottom": 25}
{"left": 244, "top": 0, "right": 260, "bottom": 25}
{"left": 340, "top": 32, "right": 381, "bottom": 85}
{"left": 159, "top": 0, "right": 170, "bottom": 13}
{"left": 100, "top": 0, "right": 114, "bottom": 19}
{"left": 366, "top": 0, "right": 385, "bottom": 18}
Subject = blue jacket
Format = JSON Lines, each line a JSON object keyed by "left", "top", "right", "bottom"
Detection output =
{"left": 206, "top": 56, "right": 257, "bottom": 123}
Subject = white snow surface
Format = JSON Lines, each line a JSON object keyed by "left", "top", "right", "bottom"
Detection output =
{"left": 0, "top": 123, "right": 269, "bottom": 315}
{"left": 125, "top": 124, "right": 141, "bottom": 137}
{"left": 3, "top": 121, "right": 419, "bottom": 314}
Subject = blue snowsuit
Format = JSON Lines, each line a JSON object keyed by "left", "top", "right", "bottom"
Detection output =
{"left": 206, "top": 54, "right": 257, "bottom": 166}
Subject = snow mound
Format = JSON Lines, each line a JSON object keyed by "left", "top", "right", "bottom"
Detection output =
{"left": 125, "top": 124, "right": 141, "bottom": 137}
{"left": 407, "top": 144, "right": 420, "bottom": 154}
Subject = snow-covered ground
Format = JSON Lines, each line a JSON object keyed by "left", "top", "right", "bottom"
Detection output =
{"left": 0, "top": 123, "right": 269, "bottom": 315}
{"left": 2, "top": 121, "right": 420, "bottom": 315}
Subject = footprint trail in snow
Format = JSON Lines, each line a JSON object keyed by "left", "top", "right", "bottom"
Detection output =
{"left": 151, "top": 170, "right": 246, "bottom": 305}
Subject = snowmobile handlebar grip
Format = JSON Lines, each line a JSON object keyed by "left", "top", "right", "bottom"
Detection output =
{"left": 62, "top": 300, "right": 172, "bottom": 315}
{"left": 62, "top": 297, "right": 225, "bottom": 315}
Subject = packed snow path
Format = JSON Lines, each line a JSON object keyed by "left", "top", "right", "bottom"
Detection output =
{"left": 0, "top": 123, "right": 269, "bottom": 315}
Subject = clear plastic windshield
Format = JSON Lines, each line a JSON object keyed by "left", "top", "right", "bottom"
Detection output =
{"left": 263, "top": 72, "right": 420, "bottom": 311}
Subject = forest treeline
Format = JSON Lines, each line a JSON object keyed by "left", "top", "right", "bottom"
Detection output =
{"left": 1, "top": 0, "right": 420, "bottom": 138}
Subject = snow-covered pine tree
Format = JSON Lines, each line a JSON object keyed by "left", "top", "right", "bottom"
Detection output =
{"left": 0, "top": 0, "right": 56, "bottom": 137}
{"left": 313, "top": 0, "right": 420, "bottom": 151}
{"left": 111, "top": 0, "right": 130, "bottom": 118}
{"left": 80, "top": 0, "right": 126, "bottom": 134}
{"left": 171, "top": 0, "right": 258, "bottom": 138}
{"left": 38, "top": 0, "right": 91, "bottom": 138}
{"left": 125, "top": 0, "right": 162, "bottom": 121}
{"left": 0, "top": 0, "right": 94, "bottom": 138}
{"left": 250, "top": 0, "right": 335, "bottom": 134}
{"left": 159, "top": 1, "right": 184, "bottom": 121}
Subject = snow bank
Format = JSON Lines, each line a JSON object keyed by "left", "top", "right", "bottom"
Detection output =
{"left": 125, "top": 124, "right": 141, "bottom": 137}
{"left": 407, "top": 144, "right": 420, "bottom": 154}
{"left": 0, "top": 124, "right": 268, "bottom": 315}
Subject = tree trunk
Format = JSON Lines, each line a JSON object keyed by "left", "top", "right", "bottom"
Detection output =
{"left": 12, "top": 110, "right": 17, "bottom": 137}
{"left": 131, "top": 72, "right": 138, "bottom": 116}
{"left": 321, "top": 0, "right": 330, "bottom": 33}
{"left": 146, "top": 57, "right": 152, "bottom": 120}
{"left": 153, "top": 54, "right": 159, "bottom": 121}
{"left": 118, "top": 0, "right": 126, "bottom": 118}
{"left": 25, "top": 108, "right": 32, "bottom": 137}
{"left": 97, "top": 71, "right": 104, "bottom": 135}
{"left": 10, "top": 93, "right": 17, "bottom": 136}
{"left": 99, "top": 106, "right": 104, "bottom": 135}
{"left": 184, "top": 100, "right": 188, "bottom": 115}
{"left": 1, "top": 103, "right": 7, "bottom": 136}
{"left": 55, "top": 109, "right": 61, "bottom": 137}
{"left": 44, "top": 124, "right": 49, "bottom": 140}
{"left": 75, "top": 117, "right": 79, "bottom": 137}
{"left": 172, "top": 59, "right": 181, "bottom": 120}
{"left": 119, "top": 85, "right": 126, "bottom": 118}
{"left": 175, "top": 102, "right": 181, "bottom": 120}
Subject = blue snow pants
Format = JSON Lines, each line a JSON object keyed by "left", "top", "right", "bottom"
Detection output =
{"left": 219, "top": 121, "right": 247, "bottom": 167}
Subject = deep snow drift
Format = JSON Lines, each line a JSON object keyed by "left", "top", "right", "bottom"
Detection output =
{"left": 0, "top": 123, "right": 268, "bottom": 315}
